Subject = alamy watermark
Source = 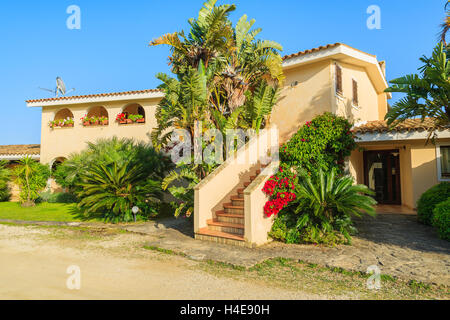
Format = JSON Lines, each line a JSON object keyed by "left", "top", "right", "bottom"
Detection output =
{"left": 367, "top": 5, "right": 381, "bottom": 30}
{"left": 366, "top": 265, "right": 381, "bottom": 290}
{"left": 66, "top": 265, "right": 81, "bottom": 290}
{"left": 66, "top": 5, "right": 81, "bottom": 30}
{"left": 169, "top": 124, "right": 279, "bottom": 167}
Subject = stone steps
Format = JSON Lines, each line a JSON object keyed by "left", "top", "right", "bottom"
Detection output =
{"left": 195, "top": 163, "right": 266, "bottom": 246}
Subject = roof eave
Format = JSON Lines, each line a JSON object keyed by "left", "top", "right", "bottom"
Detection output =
{"left": 282, "top": 44, "right": 390, "bottom": 96}
{"left": 26, "top": 91, "right": 165, "bottom": 108}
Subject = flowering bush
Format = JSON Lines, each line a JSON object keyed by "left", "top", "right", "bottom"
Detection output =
{"left": 262, "top": 166, "right": 297, "bottom": 217}
{"left": 280, "top": 112, "right": 357, "bottom": 175}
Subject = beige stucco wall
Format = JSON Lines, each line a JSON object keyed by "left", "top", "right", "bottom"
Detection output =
{"left": 334, "top": 62, "right": 384, "bottom": 123}
{"left": 271, "top": 60, "right": 333, "bottom": 144}
{"left": 39, "top": 98, "right": 162, "bottom": 164}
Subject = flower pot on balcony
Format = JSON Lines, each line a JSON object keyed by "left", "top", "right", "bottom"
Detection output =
{"left": 126, "top": 119, "right": 133, "bottom": 124}
{"left": 136, "top": 118, "right": 145, "bottom": 123}
{"left": 119, "top": 120, "right": 127, "bottom": 124}
{"left": 102, "top": 120, "right": 109, "bottom": 126}
{"left": 66, "top": 123, "right": 74, "bottom": 127}
{"left": 83, "top": 122, "right": 90, "bottom": 126}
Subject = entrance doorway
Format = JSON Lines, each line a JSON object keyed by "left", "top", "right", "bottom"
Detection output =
{"left": 364, "top": 150, "right": 401, "bottom": 205}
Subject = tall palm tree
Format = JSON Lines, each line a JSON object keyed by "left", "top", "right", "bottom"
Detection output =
{"left": 439, "top": 1, "right": 450, "bottom": 44}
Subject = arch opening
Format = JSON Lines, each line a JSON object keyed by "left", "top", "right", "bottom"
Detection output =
{"left": 119, "top": 103, "right": 146, "bottom": 124}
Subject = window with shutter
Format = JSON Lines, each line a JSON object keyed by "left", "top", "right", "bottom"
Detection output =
{"left": 352, "top": 79, "right": 359, "bottom": 106}
{"left": 335, "top": 64, "right": 342, "bottom": 95}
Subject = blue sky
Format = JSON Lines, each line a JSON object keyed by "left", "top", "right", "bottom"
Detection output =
{"left": 0, "top": 0, "right": 446, "bottom": 145}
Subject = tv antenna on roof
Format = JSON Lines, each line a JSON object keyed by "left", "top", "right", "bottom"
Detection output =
{"left": 39, "top": 77, "right": 75, "bottom": 97}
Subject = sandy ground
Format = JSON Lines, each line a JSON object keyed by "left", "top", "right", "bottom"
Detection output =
{"left": 0, "top": 224, "right": 323, "bottom": 300}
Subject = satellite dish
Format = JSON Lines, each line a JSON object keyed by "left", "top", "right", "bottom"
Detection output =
{"left": 39, "top": 77, "right": 75, "bottom": 97}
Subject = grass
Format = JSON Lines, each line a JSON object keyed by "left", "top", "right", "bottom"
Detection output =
{"left": 196, "top": 257, "right": 449, "bottom": 300}
{"left": 0, "top": 202, "right": 98, "bottom": 222}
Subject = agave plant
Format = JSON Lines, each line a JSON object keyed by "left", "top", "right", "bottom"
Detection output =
{"left": 293, "top": 168, "right": 377, "bottom": 244}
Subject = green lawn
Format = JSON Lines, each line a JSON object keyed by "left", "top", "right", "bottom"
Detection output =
{"left": 0, "top": 202, "right": 96, "bottom": 222}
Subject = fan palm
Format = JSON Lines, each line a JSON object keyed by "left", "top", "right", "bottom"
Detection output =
{"left": 385, "top": 43, "right": 450, "bottom": 137}
{"left": 294, "top": 168, "right": 377, "bottom": 243}
{"left": 77, "top": 160, "right": 163, "bottom": 223}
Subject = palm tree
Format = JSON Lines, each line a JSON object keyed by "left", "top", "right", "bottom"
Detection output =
{"left": 77, "top": 160, "right": 163, "bottom": 223}
{"left": 15, "top": 156, "right": 39, "bottom": 206}
{"left": 385, "top": 43, "right": 450, "bottom": 137}
{"left": 294, "top": 168, "right": 377, "bottom": 244}
{"left": 439, "top": 1, "right": 450, "bottom": 44}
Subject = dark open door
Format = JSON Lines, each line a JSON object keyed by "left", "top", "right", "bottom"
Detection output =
{"left": 364, "top": 150, "right": 402, "bottom": 205}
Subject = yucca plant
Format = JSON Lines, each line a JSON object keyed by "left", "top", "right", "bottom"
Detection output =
{"left": 77, "top": 160, "right": 163, "bottom": 223}
{"left": 292, "top": 168, "right": 377, "bottom": 245}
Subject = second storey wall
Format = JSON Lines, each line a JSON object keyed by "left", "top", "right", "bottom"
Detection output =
{"left": 271, "top": 60, "right": 333, "bottom": 144}
{"left": 40, "top": 98, "right": 161, "bottom": 164}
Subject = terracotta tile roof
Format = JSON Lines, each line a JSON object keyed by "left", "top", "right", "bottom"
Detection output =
{"left": 0, "top": 144, "right": 41, "bottom": 156}
{"left": 352, "top": 118, "right": 446, "bottom": 134}
{"left": 282, "top": 43, "right": 377, "bottom": 61}
{"left": 26, "top": 88, "right": 162, "bottom": 104}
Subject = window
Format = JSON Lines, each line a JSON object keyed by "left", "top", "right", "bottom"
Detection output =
{"left": 437, "top": 145, "right": 450, "bottom": 181}
{"left": 352, "top": 79, "right": 359, "bottom": 106}
{"left": 335, "top": 64, "right": 343, "bottom": 95}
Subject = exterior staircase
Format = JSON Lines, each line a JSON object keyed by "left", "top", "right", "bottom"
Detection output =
{"left": 195, "top": 166, "right": 263, "bottom": 247}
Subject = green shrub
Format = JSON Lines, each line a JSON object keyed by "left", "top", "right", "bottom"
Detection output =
{"left": 432, "top": 199, "right": 450, "bottom": 241}
{"left": 417, "top": 182, "right": 450, "bottom": 225}
{"left": 64, "top": 138, "right": 173, "bottom": 223}
{"left": 0, "top": 161, "right": 11, "bottom": 202}
{"left": 48, "top": 192, "right": 78, "bottom": 204}
{"left": 280, "top": 112, "right": 357, "bottom": 175}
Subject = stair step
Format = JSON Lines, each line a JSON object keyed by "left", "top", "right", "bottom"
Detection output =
{"left": 216, "top": 211, "right": 244, "bottom": 218}
{"left": 230, "top": 196, "right": 244, "bottom": 202}
{"left": 244, "top": 182, "right": 251, "bottom": 187}
{"left": 237, "top": 188, "right": 245, "bottom": 194}
{"left": 196, "top": 228, "right": 244, "bottom": 242}
{"left": 207, "top": 219, "right": 244, "bottom": 230}
{"left": 223, "top": 203, "right": 244, "bottom": 210}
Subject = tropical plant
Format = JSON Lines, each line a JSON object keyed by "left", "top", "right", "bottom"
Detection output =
{"left": 76, "top": 159, "right": 163, "bottom": 223}
{"left": 270, "top": 168, "right": 377, "bottom": 245}
{"left": 54, "top": 138, "right": 172, "bottom": 221}
{"left": 54, "top": 137, "right": 172, "bottom": 193}
{"left": 14, "top": 156, "right": 50, "bottom": 207}
{"left": 0, "top": 161, "right": 11, "bottom": 202}
{"left": 162, "top": 164, "right": 201, "bottom": 218}
{"left": 149, "top": 0, "right": 284, "bottom": 151}
{"left": 417, "top": 182, "right": 450, "bottom": 225}
{"left": 385, "top": 43, "right": 450, "bottom": 138}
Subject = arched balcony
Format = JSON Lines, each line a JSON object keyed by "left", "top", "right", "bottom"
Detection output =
{"left": 116, "top": 103, "right": 146, "bottom": 125}
{"left": 82, "top": 106, "right": 109, "bottom": 126}
{"left": 50, "top": 109, "right": 74, "bottom": 129}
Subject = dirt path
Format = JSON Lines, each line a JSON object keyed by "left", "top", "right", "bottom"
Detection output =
{"left": 0, "top": 224, "right": 324, "bottom": 300}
